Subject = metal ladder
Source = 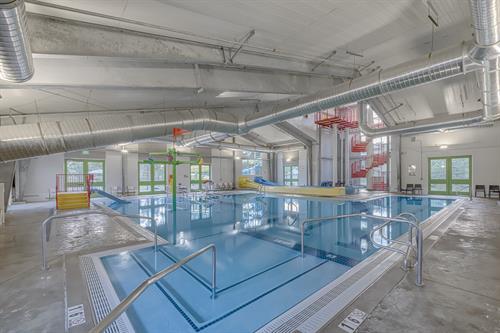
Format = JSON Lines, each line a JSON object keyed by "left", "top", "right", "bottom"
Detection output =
{"left": 300, "top": 212, "right": 424, "bottom": 286}
{"left": 89, "top": 244, "right": 217, "bottom": 333}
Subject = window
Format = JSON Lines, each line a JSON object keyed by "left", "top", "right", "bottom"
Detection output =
{"left": 283, "top": 165, "right": 299, "bottom": 186}
{"left": 190, "top": 164, "right": 211, "bottom": 191}
{"left": 138, "top": 161, "right": 166, "bottom": 195}
{"left": 241, "top": 151, "right": 263, "bottom": 176}
{"left": 65, "top": 159, "right": 105, "bottom": 191}
{"left": 428, "top": 156, "right": 471, "bottom": 195}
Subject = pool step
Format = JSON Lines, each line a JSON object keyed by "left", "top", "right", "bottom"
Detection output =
{"left": 130, "top": 245, "right": 329, "bottom": 330}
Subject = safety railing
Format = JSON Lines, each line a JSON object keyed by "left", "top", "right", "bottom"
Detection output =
{"left": 300, "top": 212, "right": 424, "bottom": 286}
{"left": 41, "top": 209, "right": 158, "bottom": 270}
{"left": 89, "top": 244, "right": 217, "bottom": 333}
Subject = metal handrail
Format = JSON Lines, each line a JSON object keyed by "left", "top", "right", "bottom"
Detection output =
{"left": 300, "top": 213, "right": 413, "bottom": 257}
{"left": 89, "top": 244, "right": 217, "bottom": 333}
{"left": 369, "top": 215, "right": 423, "bottom": 286}
{"left": 41, "top": 209, "right": 158, "bottom": 270}
{"left": 300, "top": 212, "right": 424, "bottom": 286}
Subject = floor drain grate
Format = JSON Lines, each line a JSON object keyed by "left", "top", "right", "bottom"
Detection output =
{"left": 80, "top": 256, "right": 131, "bottom": 333}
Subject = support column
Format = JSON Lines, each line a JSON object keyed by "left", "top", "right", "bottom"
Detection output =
{"left": 344, "top": 128, "right": 351, "bottom": 186}
{"left": 332, "top": 127, "right": 338, "bottom": 184}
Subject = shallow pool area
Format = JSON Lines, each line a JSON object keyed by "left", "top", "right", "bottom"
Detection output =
{"left": 95, "top": 194, "right": 456, "bottom": 332}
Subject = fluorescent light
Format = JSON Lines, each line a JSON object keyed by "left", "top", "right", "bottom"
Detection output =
{"left": 439, "top": 145, "right": 448, "bottom": 149}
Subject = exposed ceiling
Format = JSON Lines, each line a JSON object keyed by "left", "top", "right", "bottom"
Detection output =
{"left": 0, "top": 0, "right": 481, "bottom": 147}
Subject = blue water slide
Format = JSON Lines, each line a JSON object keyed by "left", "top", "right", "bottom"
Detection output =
{"left": 253, "top": 176, "right": 279, "bottom": 186}
{"left": 91, "top": 188, "right": 130, "bottom": 204}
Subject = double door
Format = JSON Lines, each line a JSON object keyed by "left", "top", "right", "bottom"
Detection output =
{"left": 428, "top": 156, "right": 471, "bottom": 195}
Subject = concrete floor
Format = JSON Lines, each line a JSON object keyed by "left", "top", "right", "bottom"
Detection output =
{"left": 0, "top": 202, "right": 148, "bottom": 333}
{"left": 0, "top": 198, "right": 499, "bottom": 333}
{"left": 322, "top": 198, "right": 500, "bottom": 333}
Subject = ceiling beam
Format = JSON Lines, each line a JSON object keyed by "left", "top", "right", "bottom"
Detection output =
{"left": 0, "top": 55, "right": 334, "bottom": 94}
{"left": 26, "top": 13, "right": 353, "bottom": 79}
{"left": 273, "top": 121, "right": 316, "bottom": 147}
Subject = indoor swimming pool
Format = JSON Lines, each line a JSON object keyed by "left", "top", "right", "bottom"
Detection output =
{"left": 96, "top": 194, "right": 456, "bottom": 332}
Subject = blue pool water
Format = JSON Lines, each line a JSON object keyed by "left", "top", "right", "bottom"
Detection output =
{"left": 100, "top": 194, "right": 455, "bottom": 332}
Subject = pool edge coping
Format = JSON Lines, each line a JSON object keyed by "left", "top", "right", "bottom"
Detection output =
{"left": 255, "top": 197, "right": 465, "bottom": 333}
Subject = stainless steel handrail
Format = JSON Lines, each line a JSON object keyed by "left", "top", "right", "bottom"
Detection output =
{"left": 89, "top": 244, "right": 217, "bottom": 333}
{"left": 300, "top": 213, "right": 414, "bottom": 257}
{"left": 41, "top": 209, "right": 158, "bottom": 270}
{"left": 300, "top": 212, "right": 424, "bottom": 286}
{"left": 369, "top": 215, "right": 423, "bottom": 286}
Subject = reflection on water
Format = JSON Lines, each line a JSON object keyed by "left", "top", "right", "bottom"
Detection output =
{"left": 107, "top": 194, "right": 454, "bottom": 264}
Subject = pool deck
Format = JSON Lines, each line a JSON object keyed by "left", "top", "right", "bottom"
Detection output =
{"left": 0, "top": 197, "right": 499, "bottom": 332}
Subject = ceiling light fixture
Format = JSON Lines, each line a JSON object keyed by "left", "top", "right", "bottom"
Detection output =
{"left": 439, "top": 145, "right": 448, "bottom": 149}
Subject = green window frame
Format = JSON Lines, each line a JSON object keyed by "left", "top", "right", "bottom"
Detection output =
{"left": 65, "top": 159, "right": 105, "bottom": 191}
{"left": 190, "top": 164, "right": 211, "bottom": 191}
{"left": 283, "top": 165, "right": 299, "bottom": 186}
{"left": 138, "top": 161, "right": 167, "bottom": 195}
{"left": 428, "top": 155, "right": 472, "bottom": 196}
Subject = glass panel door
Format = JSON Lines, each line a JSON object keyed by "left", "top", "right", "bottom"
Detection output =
{"left": 190, "top": 164, "right": 210, "bottom": 191}
{"left": 429, "top": 158, "right": 447, "bottom": 195}
{"left": 284, "top": 165, "right": 299, "bottom": 186}
{"left": 428, "top": 156, "right": 471, "bottom": 195}
{"left": 65, "top": 159, "right": 105, "bottom": 192}
{"left": 451, "top": 156, "right": 471, "bottom": 195}
{"left": 88, "top": 161, "right": 105, "bottom": 190}
{"left": 139, "top": 161, "right": 166, "bottom": 195}
{"left": 65, "top": 160, "right": 84, "bottom": 192}
{"left": 190, "top": 165, "right": 200, "bottom": 191}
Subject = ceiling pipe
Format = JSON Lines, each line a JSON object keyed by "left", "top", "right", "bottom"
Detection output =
{"left": 359, "top": 102, "right": 484, "bottom": 137}
{"left": 0, "top": 7, "right": 496, "bottom": 163}
{"left": 468, "top": 0, "right": 500, "bottom": 121}
{"left": 178, "top": 132, "right": 232, "bottom": 147}
{"left": 0, "top": 0, "right": 34, "bottom": 82}
{"left": 202, "top": 142, "right": 305, "bottom": 153}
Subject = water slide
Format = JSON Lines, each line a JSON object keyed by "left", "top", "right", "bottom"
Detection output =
{"left": 253, "top": 176, "right": 279, "bottom": 186}
{"left": 91, "top": 189, "right": 130, "bottom": 204}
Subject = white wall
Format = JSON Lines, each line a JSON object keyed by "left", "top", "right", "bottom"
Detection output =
{"left": 19, "top": 153, "right": 64, "bottom": 201}
{"left": 105, "top": 150, "right": 122, "bottom": 192}
{"left": 210, "top": 149, "right": 234, "bottom": 185}
{"left": 401, "top": 124, "right": 500, "bottom": 194}
{"left": 319, "top": 127, "right": 336, "bottom": 184}
{"left": 298, "top": 149, "right": 308, "bottom": 186}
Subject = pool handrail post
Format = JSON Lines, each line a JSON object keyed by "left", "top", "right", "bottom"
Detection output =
{"left": 41, "top": 209, "right": 157, "bottom": 270}
{"left": 300, "top": 212, "right": 424, "bottom": 287}
{"left": 89, "top": 244, "right": 217, "bottom": 333}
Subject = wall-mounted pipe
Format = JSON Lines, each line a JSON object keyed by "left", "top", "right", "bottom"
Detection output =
{"left": 468, "top": 0, "right": 500, "bottom": 121}
{"left": 0, "top": 0, "right": 34, "bottom": 82}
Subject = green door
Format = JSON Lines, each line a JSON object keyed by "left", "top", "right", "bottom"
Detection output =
{"left": 65, "top": 159, "right": 105, "bottom": 191}
{"left": 428, "top": 156, "right": 471, "bottom": 196}
{"left": 138, "top": 161, "right": 166, "bottom": 195}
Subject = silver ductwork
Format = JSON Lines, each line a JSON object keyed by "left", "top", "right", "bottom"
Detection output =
{"left": 359, "top": 102, "right": 484, "bottom": 137}
{"left": 202, "top": 142, "right": 305, "bottom": 153}
{"left": 244, "top": 42, "right": 470, "bottom": 130}
{"left": 2, "top": 0, "right": 500, "bottom": 162}
{"left": 179, "top": 132, "right": 233, "bottom": 147}
{"left": 0, "top": 109, "right": 239, "bottom": 162}
{"left": 0, "top": 43, "right": 480, "bottom": 162}
{"left": 0, "top": 0, "right": 33, "bottom": 82}
{"left": 469, "top": 0, "right": 500, "bottom": 121}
